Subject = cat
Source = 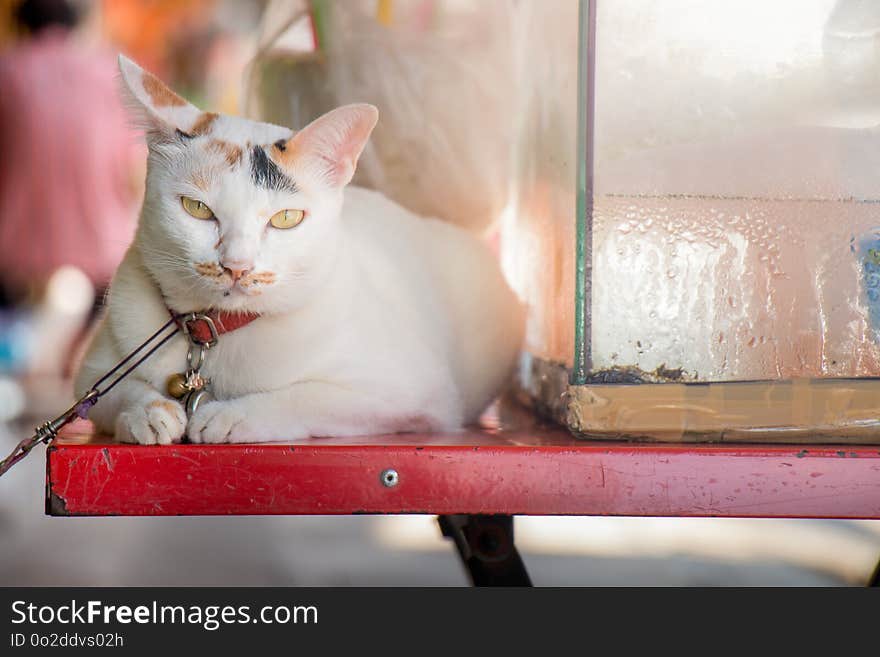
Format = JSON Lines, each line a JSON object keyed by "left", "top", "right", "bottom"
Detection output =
{"left": 73, "top": 55, "right": 524, "bottom": 444}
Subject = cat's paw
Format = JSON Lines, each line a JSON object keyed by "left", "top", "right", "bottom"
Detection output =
{"left": 187, "top": 400, "right": 249, "bottom": 443}
{"left": 115, "top": 398, "right": 187, "bottom": 445}
{"left": 187, "top": 400, "right": 304, "bottom": 443}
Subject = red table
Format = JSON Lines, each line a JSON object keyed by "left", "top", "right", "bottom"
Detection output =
{"left": 46, "top": 416, "right": 880, "bottom": 519}
{"left": 45, "top": 408, "right": 880, "bottom": 585}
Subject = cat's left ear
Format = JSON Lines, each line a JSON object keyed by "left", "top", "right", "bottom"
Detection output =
{"left": 276, "top": 104, "right": 378, "bottom": 188}
{"left": 117, "top": 55, "right": 204, "bottom": 141}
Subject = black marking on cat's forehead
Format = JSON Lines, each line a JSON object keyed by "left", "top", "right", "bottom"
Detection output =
{"left": 250, "top": 145, "right": 297, "bottom": 193}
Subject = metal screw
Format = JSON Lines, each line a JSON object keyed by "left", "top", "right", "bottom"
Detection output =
{"left": 380, "top": 469, "right": 399, "bottom": 488}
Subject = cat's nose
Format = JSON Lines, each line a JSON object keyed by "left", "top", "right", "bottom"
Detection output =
{"left": 221, "top": 261, "right": 252, "bottom": 283}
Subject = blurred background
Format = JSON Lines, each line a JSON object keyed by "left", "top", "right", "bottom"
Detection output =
{"left": 0, "top": 0, "right": 879, "bottom": 586}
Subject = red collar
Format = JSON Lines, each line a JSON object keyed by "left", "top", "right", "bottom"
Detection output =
{"left": 172, "top": 309, "right": 261, "bottom": 345}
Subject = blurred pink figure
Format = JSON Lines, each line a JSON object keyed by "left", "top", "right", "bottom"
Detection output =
{"left": 0, "top": 24, "right": 140, "bottom": 297}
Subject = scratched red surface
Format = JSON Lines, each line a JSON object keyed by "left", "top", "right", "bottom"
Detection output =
{"left": 45, "top": 416, "right": 880, "bottom": 518}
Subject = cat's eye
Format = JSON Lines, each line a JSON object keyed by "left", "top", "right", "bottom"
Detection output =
{"left": 181, "top": 196, "right": 214, "bottom": 220}
{"left": 269, "top": 209, "right": 305, "bottom": 230}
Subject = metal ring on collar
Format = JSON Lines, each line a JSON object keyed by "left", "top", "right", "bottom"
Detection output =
{"left": 186, "top": 343, "right": 207, "bottom": 371}
{"left": 178, "top": 312, "right": 219, "bottom": 348}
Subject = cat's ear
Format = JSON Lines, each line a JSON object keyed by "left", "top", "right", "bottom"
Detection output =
{"left": 280, "top": 104, "right": 378, "bottom": 188}
{"left": 117, "top": 54, "right": 203, "bottom": 141}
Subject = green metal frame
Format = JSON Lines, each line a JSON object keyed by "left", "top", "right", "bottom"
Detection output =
{"left": 573, "top": 0, "right": 596, "bottom": 385}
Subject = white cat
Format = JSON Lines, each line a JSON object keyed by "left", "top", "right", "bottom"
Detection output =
{"left": 73, "top": 56, "right": 524, "bottom": 444}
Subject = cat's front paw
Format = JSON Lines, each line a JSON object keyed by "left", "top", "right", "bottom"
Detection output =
{"left": 115, "top": 398, "right": 187, "bottom": 445}
{"left": 187, "top": 400, "right": 249, "bottom": 443}
{"left": 187, "top": 399, "right": 304, "bottom": 443}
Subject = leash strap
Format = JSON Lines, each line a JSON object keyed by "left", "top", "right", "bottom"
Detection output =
{"left": 0, "top": 317, "right": 181, "bottom": 478}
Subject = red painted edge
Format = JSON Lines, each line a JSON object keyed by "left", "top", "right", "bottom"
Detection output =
{"left": 46, "top": 423, "right": 880, "bottom": 518}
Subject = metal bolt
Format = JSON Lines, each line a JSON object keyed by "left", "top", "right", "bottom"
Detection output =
{"left": 380, "top": 469, "right": 399, "bottom": 488}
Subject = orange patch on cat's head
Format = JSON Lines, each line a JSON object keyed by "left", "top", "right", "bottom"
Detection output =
{"left": 189, "top": 112, "right": 219, "bottom": 137}
{"left": 188, "top": 170, "right": 212, "bottom": 191}
{"left": 271, "top": 138, "right": 298, "bottom": 168}
{"left": 209, "top": 139, "right": 243, "bottom": 167}
{"left": 141, "top": 70, "right": 186, "bottom": 107}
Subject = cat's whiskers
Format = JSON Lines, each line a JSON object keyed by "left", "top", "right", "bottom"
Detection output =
{"left": 137, "top": 245, "right": 195, "bottom": 268}
{"left": 280, "top": 269, "right": 309, "bottom": 281}
{"left": 146, "top": 258, "right": 191, "bottom": 273}
{"left": 158, "top": 269, "right": 212, "bottom": 299}
{"left": 138, "top": 249, "right": 217, "bottom": 300}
